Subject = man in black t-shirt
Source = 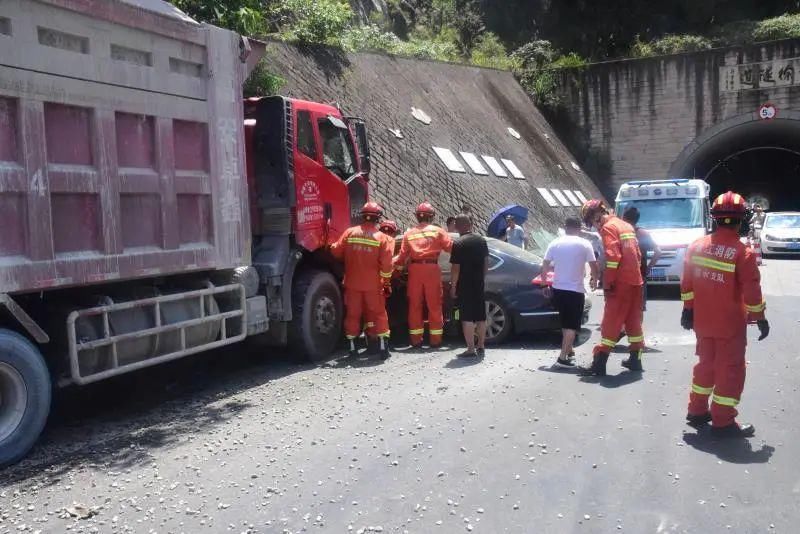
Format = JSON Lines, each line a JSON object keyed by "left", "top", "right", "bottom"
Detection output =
{"left": 450, "top": 214, "right": 489, "bottom": 358}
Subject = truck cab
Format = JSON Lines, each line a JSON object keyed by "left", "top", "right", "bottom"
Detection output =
{"left": 244, "top": 96, "right": 371, "bottom": 358}
{"left": 615, "top": 179, "right": 711, "bottom": 285}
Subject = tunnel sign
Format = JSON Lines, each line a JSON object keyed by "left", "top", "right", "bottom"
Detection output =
{"left": 758, "top": 103, "right": 777, "bottom": 121}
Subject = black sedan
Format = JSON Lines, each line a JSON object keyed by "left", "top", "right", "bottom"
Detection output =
{"left": 388, "top": 236, "right": 591, "bottom": 344}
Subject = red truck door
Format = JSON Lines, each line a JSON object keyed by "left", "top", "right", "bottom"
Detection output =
{"left": 294, "top": 108, "right": 367, "bottom": 250}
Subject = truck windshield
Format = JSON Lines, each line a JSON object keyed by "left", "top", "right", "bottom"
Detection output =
{"left": 318, "top": 119, "right": 356, "bottom": 180}
{"left": 616, "top": 198, "right": 705, "bottom": 229}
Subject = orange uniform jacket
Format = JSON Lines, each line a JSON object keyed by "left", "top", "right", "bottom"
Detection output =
{"left": 681, "top": 227, "right": 766, "bottom": 339}
{"left": 331, "top": 223, "right": 394, "bottom": 291}
{"left": 601, "top": 216, "right": 643, "bottom": 288}
{"left": 394, "top": 224, "right": 453, "bottom": 264}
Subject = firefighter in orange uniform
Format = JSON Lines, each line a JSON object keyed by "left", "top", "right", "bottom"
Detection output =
{"left": 394, "top": 202, "right": 453, "bottom": 348}
{"left": 579, "top": 199, "right": 645, "bottom": 376}
{"left": 331, "top": 202, "right": 394, "bottom": 360}
{"left": 681, "top": 191, "right": 769, "bottom": 438}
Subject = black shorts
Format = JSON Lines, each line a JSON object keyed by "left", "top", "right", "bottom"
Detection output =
{"left": 457, "top": 290, "right": 486, "bottom": 323}
{"left": 552, "top": 289, "right": 585, "bottom": 331}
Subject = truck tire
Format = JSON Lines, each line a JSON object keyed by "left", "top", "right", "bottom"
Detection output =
{"left": 0, "top": 329, "right": 51, "bottom": 467}
{"left": 288, "top": 270, "right": 342, "bottom": 362}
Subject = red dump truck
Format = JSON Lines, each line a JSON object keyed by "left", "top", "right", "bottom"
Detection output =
{"left": 0, "top": 0, "right": 371, "bottom": 465}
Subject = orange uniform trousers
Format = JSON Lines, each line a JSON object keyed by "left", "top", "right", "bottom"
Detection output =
{"left": 407, "top": 263, "right": 444, "bottom": 346}
{"left": 688, "top": 332, "right": 746, "bottom": 428}
{"left": 344, "top": 289, "right": 390, "bottom": 340}
{"left": 594, "top": 283, "right": 645, "bottom": 355}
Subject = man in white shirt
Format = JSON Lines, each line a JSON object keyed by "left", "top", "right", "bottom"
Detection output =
{"left": 541, "top": 217, "right": 599, "bottom": 368}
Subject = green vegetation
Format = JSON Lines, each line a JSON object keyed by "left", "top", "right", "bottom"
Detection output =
{"left": 630, "top": 34, "right": 713, "bottom": 58}
{"left": 243, "top": 59, "right": 286, "bottom": 97}
{"left": 171, "top": 1, "right": 800, "bottom": 106}
{"left": 753, "top": 13, "right": 800, "bottom": 41}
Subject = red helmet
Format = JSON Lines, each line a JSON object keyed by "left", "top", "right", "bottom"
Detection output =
{"left": 580, "top": 199, "right": 607, "bottom": 226}
{"left": 711, "top": 191, "right": 747, "bottom": 219}
{"left": 415, "top": 202, "right": 435, "bottom": 217}
{"left": 379, "top": 220, "right": 398, "bottom": 236}
{"left": 361, "top": 202, "right": 383, "bottom": 217}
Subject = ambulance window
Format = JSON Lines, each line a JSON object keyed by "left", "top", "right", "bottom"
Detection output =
{"left": 318, "top": 118, "right": 356, "bottom": 180}
{"left": 296, "top": 110, "right": 317, "bottom": 159}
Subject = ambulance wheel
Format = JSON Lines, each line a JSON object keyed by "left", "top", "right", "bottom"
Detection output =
{"left": 289, "top": 270, "right": 343, "bottom": 363}
{"left": 0, "top": 329, "right": 51, "bottom": 467}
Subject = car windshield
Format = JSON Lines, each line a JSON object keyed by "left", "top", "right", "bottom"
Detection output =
{"left": 765, "top": 214, "right": 800, "bottom": 228}
{"left": 616, "top": 198, "right": 705, "bottom": 229}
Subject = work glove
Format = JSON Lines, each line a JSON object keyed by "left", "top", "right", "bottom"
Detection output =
{"left": 382, "top": 282, "right": 392, "bottom": 298}
{"left": 680, "top": 308, "right": 694, "bottom": 331}
{"left": 757, "top": 319, "right": 770, "bottom": 341}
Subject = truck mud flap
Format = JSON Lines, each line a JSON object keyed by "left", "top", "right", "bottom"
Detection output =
{"left": 66, "top": 284, "right": 246, "bottom": 385}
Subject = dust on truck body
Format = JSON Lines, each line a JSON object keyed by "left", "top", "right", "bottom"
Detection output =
{"left": 0, "top": 0, "right": 371, "bottom": 466}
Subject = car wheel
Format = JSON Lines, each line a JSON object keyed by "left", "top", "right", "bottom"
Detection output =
{"left": 484, "top": 296, "right": 512, "bottom": 345}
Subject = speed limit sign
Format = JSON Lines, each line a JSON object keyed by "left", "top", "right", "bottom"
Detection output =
{"left": 758, "top": 103, "right": 777, "bottom": 120}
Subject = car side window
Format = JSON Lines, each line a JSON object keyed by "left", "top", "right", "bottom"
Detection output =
{"left": 296, "top": 110, "right": 317, "bottom": 160}
{"left": 488, "top": 254, "right": 502, "bottom": 270}
{"left": 318, "top": 118, "right": 356, "bottom": 180}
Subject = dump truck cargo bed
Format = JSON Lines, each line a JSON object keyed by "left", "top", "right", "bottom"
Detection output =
{"left": 0, "top": 0, "right": 251, "bottom": 294}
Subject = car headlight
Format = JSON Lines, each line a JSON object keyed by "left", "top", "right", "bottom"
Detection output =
{"left": 763, "top": 234, "right": 777, "bottom": 241}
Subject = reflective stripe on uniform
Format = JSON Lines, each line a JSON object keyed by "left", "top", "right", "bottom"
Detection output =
{"left": 606, "top": 261, "right": 619, "bottom": 269}
{"left": 691, "top": 255, "right": 735, "bottom": 272}
{"left": 620, "top": 233, "right": 636, "bottom": 240}
{"left": 409, "top": 328, "right": 425, "bottom": 335}
{"left": 745, "top": 300, "right": 766, "bottom": 313}
{"left": 347, "top": 237, "right": 381, "bottom": 247}
{"left": 377, "top": 331, "right": 391, "bottom": 338}
{"left": 601, "top": 337, "right": 617, "bottom": 348}
{"left": 627, "top": 335, "right": 644, "bottom": 343}
{"left": 692, "top": 383, "right": 713, "bottom": 395}
{"left": 429, "top": 329, "right": 444, "bottom": 335}
{"left": 407, "top": 231, "right": 439, "bottom": 241}
{"left": 380, "top": 271, "right": 393, "bottom": 278}
{"left": 712, "top": 393, "right": 739, "bottom": 407}
{"left": 681, "top": 291, "right": 695, "bottom": 301}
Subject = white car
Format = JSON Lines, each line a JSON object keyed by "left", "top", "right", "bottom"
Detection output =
{"left": 761, "top": 212, "right": 800, "bottom": 257}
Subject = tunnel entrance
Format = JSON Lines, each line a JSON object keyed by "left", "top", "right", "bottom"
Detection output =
{"left": 670, "top": 117, "right": 800, "bottom": 211}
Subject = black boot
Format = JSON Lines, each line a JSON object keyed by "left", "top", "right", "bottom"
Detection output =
{"left": 378, "top": 337, "right": 391, "bottom": 361}
{"left": 348, "top": 338, "right": 359, "bottom": 358}
{"left": 579, "top": 353, "right": 609, "bottom": 376}
{"left": 621, "top": 350, "right": 643, "bottom": 371}
{"left": 686, "top": 412, "right": 712, "bottom": 428}
{"left": 711, "top": 423, "right": 755, "bottom": 438}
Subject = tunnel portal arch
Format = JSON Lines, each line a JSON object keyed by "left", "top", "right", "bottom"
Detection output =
{"left": 669, "top": 112, "right": 800, "bottom": 211}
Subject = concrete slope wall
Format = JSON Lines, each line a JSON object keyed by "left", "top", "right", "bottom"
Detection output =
{"left": 264, "top": 42, "right": 603, "bottom": 250}
{"left": 553, "top": 39, "right": 800, "bottom": 198}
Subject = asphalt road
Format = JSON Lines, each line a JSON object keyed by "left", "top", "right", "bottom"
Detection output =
{"left": 2, "top": 259, "right": 800, "bottom": 534}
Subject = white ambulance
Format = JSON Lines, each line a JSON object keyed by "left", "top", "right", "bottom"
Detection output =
{"left": 615, "top": 179, "right": 712, "bottom": 286}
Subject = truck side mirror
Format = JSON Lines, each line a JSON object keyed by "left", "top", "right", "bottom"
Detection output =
{"left": 348, "top": 119, "right": 371, "bottom": 177}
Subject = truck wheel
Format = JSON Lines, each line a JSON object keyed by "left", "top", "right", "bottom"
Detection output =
{"left": 288, "top": 270, "right": 342, "bottom": 362}
{"left": 0, "top": 329, "right": 51, "bottom": 467}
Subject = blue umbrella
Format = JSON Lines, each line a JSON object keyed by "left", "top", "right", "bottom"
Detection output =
{"left": 487, "top": 205, "right": 529, "bottom": 239}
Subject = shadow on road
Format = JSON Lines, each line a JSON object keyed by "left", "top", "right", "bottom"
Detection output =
{"left": 579, "top": 371, "right": 644, "bottom": 388}
{"left": 4, "top": 343, "right": 316, "bottom": 485}
{"left": 682, "top": 430, "right": 775, "bottom": 464}
{"left": 445, "top": 355, "right": 485, "bottom": 368}
{"left": 322, "top": 352, "right": 387, "bottom": 369}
